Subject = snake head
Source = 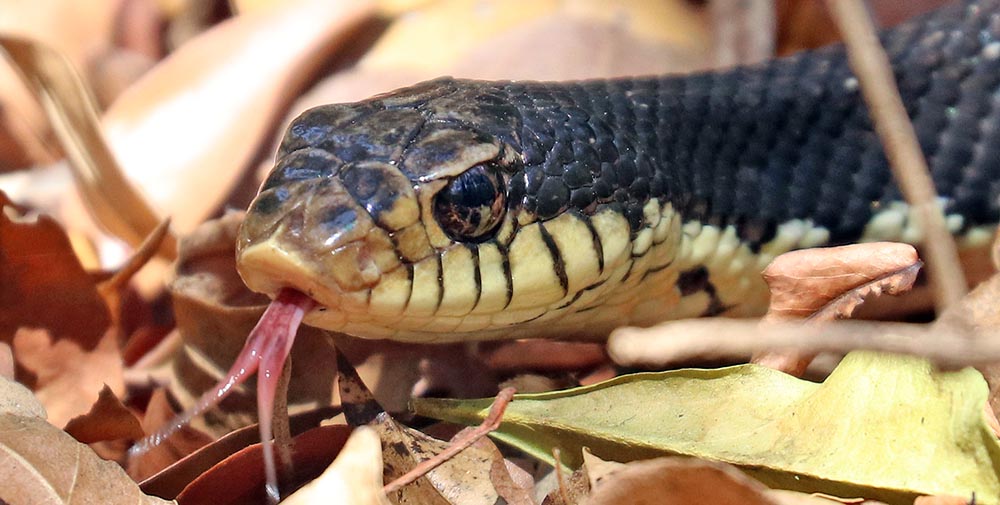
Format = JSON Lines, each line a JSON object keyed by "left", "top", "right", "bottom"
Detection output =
{"left": 237, "top": 78, "right": 534, "bottom": 341}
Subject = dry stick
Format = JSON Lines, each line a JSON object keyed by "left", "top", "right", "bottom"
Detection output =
{"left": 383, "top": 387, "right": 517, "bottom": 495}
{"left": 823, "top": 0, "right": 967, "bottom": 309}
{"left": 609, "top": 319, "right": 1000, "bottom": 369}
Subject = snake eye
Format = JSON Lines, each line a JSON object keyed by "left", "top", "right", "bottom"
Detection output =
{"left": 433, "top": 162, "right": 506, "bottom": 242}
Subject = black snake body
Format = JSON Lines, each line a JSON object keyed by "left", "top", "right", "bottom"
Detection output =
{"left": 236, "top": 0, "right": 1000, "bottom": 341}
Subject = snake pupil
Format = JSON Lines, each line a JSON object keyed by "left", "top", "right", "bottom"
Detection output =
{"left": 433, "top": 162, "right": 506, "bottom": 242}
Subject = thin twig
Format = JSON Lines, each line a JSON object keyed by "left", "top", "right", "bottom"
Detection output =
{"left": 823, "top": 0, "right": 968, "bottom": 309}
{"left": 382, "top": 387, "right": 516, "bottom": 494}
{"left": 97, "top": 217, "right": 172, "bottom": 298}
{"left": 608, "top": 319, "right": 1000, "bottom": 369}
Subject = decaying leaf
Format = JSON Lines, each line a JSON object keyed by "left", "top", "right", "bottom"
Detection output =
{"left": 415, "top": 352, "right": 1000, "bottom": 502}
{"left": 0, "top": 376, "right": 174, "bottom": 504}
{"left": 337, "top": 353, "right": 523, "bottom": 505}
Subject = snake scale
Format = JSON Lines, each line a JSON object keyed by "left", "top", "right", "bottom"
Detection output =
{"left": 235, "top": 0, "right": 1000, "bottom": 343}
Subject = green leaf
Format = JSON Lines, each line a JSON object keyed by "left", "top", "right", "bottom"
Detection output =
{"left": 413, "top": 352, "right": 1000, "bottom": 503}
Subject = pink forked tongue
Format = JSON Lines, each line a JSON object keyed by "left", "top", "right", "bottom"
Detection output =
{"left": 130, "top": 288, "right": 315, "bottom": 503}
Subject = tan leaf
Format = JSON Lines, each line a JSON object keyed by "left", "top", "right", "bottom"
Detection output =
{"left": 0, "top": 376, "right": 173, "bottom": 505}
{"left": 379, "top": 412, "right": 507, "bottom": 505}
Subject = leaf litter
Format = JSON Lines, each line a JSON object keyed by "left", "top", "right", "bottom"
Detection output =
{"left": 3, "top": 1, "right": 1000, "bottom": 504}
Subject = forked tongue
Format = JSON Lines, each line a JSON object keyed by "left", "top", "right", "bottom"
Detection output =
{"left": 130, "top": 288, "right": 315, "bottom": 503}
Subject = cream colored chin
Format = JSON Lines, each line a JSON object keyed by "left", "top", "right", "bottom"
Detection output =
{"left": 237, "top": 240, "right": 345, "bottom": 311}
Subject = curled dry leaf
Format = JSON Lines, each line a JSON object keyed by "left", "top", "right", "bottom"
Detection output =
{"left": 337, "top": 355, "right": 519, "bottom": 505}
{"left": 762, "top": 242, "right": 921, "bottom": 321}
{"left": 102, "top": 0, "right": 376, "bottom": 236}
{"left": 0, "top": 376, "right": 173, "bottom": 505}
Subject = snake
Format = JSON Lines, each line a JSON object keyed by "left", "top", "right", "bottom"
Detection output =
{"left": 234, "top": 0, "right": 1000, "bottom": 343}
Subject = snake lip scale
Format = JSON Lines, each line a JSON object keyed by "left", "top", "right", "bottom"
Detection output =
{"left": 237, "top": 0, "right": 1000, "bottom": 343}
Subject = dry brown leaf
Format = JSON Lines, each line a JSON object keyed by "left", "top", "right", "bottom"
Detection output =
{"left": 13, "top": 327, "right": 124, "bottom": 427}
{"left": 762, "top": 242, "right": 921, "bottom": 321}
{"left": 0, "top": 190, "right": 111, "bottom": 344}
{"left": 0, "top": 376, "right": 174, "bottom": 505}
{"left": 102, "top": 0, "right": 376, "bottom": 236}
{"left": 481, "top": 341, "right": 607, "bottom": 373}
{"left": 63, "top": 384, "right": 145, "bottom": 444}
